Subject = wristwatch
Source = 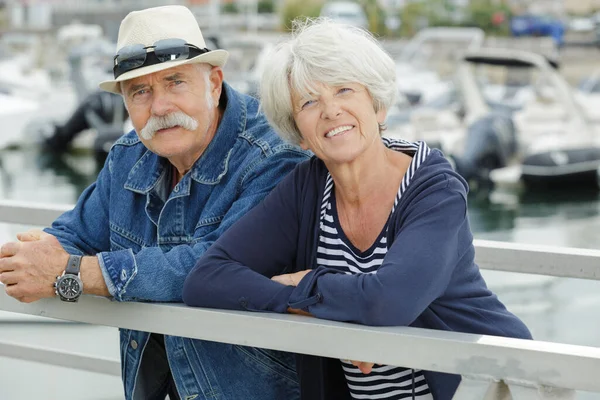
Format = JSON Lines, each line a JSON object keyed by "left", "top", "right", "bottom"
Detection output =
{"left": 54, "top": 255, "right": 84, "bottom": 302}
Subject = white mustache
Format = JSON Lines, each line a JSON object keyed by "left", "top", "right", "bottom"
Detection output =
{"left": 140, "top": 112, "right": 199, "bottom": 140}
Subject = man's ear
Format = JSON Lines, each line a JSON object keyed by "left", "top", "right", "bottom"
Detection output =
{"left": 209, "top": 66, "right": 224, "bottom": 104}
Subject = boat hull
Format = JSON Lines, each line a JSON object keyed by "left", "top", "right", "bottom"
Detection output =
{"left": 521, "top": 148, "right": 600, "bottom": 187}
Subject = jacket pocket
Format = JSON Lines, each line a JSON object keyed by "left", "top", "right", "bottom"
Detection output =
{"left": 109, "top": 223, "right": 145, "bottom": 253}
{"left": 234, "top": 345, "right": 298, "bottom": 384}
{"left": 193, "top": 214, "right": 225, "bottom": 239}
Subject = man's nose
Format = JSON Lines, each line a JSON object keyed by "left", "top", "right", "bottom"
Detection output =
{"left": 150, "top": 91, "right": 176, "bottom": 117}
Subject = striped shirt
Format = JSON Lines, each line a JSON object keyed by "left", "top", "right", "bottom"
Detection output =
{"left": 317, "top": 139, "right": 433, "bottom": 400}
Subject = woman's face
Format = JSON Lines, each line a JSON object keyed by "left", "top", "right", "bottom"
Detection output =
{"left": 291, "top": 82, "right": 386, "bottom": 165}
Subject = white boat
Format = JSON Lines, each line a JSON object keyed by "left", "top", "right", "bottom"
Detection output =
{"left": 394, "top": 27, "right": 485, "bottom": 106}
{"left": 572, "top": 68, "right": 600, "bottom": 127}
{"left": 220, "top": 35, "right": 275, "bottom": 98}
{"left": 0, "top": 55, "right": 54, "bottom": 101}
{"left": 0, "top": 92, "right": 40, "bottom": 149}
{"left": 449, "top": 48, "right": 600, "bottom": 189}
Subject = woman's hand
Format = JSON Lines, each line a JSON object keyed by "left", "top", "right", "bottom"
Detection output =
{"left": 286, "top": 307, "right": 312, "bottom": 316}
{"left": 271, "top": 270, "right": 311, "bottom": 287}
{"left": 272, "top": 270, "right": 313, "bottom": 316}
{"left": 351, "top": 360, "right": 375, "bottom": 374}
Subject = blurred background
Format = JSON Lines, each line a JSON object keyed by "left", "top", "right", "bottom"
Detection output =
{"left": 1, "top": 0, "right": 600, "bottom": 398}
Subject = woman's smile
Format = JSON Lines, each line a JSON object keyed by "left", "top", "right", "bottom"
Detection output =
{"left": 325, "top": 125, "right": 354, "bottom": 139}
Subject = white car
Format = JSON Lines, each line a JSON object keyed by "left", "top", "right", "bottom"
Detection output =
{"left": 568, "top": 16, "right": 595, "bottom": 33}
{"left": 319, "top": 2, "right": 369, "bottom": 30}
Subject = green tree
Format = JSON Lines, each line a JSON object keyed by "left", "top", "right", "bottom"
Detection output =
{"left": 399, "top": 1, "right": 428, "bottom": 36}
{"left": 359, "top": 0, "right": 387, "bottom": 35}
{"left": 222, "top": 2, "right": 239, "bottom": 14}
{"left": 280, "top": 0, "right": 322, "bottom": 31}
{"left": 398, "top": 0, "right": 512, "bottom": 37}
{"left": 467, "top": 0, "right": 511, "bottom": 36}
{"left": 425, "top": 0, "right": 454, "bottom": 26}
{"left": 258, "top": 0, "right": 275, "bottom": 14}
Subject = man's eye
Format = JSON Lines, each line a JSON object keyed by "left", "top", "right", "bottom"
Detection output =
{"left": 131, "top": 89, "right": 151, "bottom": 102}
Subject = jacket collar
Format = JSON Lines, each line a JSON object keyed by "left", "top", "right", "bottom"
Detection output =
{"left": 124, "top": 82, "right": 246, "bottom": 194}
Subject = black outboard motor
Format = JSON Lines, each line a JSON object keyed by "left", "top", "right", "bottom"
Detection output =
{"left": 42, "top": 90, "right": 128, "bottom": 165}
{"left": 452, "top": 112, "right": 517, "bottom": 185}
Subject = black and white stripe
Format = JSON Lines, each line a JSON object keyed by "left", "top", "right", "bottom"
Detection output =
{"left": 317, "top": 139, "right": 433, "bottom": 400}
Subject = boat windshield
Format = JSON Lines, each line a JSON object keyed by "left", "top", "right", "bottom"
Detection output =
{"left": 470, "top": 63, "right": 555, "bottom": 113}
{"left": 397, "top": 28, "right": 484, "bottom": 71}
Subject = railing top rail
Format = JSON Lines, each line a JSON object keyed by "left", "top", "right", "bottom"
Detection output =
{"left": 0, "top": 290, "right": 599, "bottom": 392}
{"left": 2, "top": 200, "right": 600, "bottom": 280}
{"left": 0, "top": 199, "right": 71, "bottom": 226}
{"left": 474, "top": 239, "right": 600, "bottom": 280}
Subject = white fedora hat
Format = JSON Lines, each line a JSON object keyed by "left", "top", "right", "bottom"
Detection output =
{"left": 99, "top": 5, "right": 228, "bottom": 94}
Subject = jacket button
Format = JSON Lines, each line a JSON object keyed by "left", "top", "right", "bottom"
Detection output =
{"left": 130, "top": 340, "right": 138, "bottom": 350}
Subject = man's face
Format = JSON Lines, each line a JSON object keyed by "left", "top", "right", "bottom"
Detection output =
{"left": 122, "top": 64, "right": 223, "bottom": 168}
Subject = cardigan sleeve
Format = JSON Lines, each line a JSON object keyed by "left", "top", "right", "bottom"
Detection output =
{"left": 287, "top": 177, "right": 469, "bottom": 326}
{"left": 182, "top": 163, "right": 306, "bottom": 312}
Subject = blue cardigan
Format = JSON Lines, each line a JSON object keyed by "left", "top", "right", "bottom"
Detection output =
{"left": 183, "top": 147, "right": 532, "bottom": 399}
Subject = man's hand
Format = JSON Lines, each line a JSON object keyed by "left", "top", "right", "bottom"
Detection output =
{"left": 17, "top": 229, "right": 61, "bottom": 246}
{"left": 1, "top": 230, "right": 110, "bottom": 300}
{"left": 0, "top": 235, "right": 68, "bottom": 303}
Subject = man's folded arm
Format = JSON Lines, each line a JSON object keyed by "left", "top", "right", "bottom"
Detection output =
{"left": 49, "top": 149, "right": 308, "bottom": 302}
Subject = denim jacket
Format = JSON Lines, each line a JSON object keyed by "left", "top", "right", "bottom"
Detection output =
{"left": 45, "top": 83, "right": 309, "bottom": 399}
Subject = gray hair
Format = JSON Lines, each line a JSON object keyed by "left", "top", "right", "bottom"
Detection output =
{"left": 140, "top": 111, "right": 199, "bottom": 139}
{"left": 259, "top": 18, "right": 397, "bottom": 145}
{"left": 196, "top": 63, "right": 216, "bottom": 109}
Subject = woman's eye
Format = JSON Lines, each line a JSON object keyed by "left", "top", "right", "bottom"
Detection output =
{"left": 301, "top": 99, "right": 316, "bottom": 109}
{"left": 338, "top": 87, "right": 353, "bottom": 94}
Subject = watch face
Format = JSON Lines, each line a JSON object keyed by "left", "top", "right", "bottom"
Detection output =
{"left": 58, "top": 276, "right": 82, "bottom": 300}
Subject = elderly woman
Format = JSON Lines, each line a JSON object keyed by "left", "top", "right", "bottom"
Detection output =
{"left": 183, "top": 19, "right": 531, "bottom": 400}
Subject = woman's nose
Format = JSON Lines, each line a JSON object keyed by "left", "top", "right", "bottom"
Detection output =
{"left": 320, "top": 99, "right": 342, "bottom": 120}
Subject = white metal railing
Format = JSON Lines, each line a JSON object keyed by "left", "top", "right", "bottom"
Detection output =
{"left": 1, "top": 200, "right": 600, "bottom": 399}
{"left": 2, "top": 199, "right": 599, "bottom": 281}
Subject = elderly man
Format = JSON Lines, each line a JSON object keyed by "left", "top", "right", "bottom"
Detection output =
{"left": 0, "top": 5, "right": 307, "bottom": 400}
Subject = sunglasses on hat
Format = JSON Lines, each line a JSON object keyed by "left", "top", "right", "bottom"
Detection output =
{"left": 113, "top": 38, "right": 210, "bottom": 79}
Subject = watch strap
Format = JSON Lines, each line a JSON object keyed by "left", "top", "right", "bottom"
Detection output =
{"left": 65, "top": 255, "right": 83, "bottom": 275}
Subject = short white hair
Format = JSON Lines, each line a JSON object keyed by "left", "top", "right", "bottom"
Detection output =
{"left": 260, "top": 18, "right": 397, "bottom": 145}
